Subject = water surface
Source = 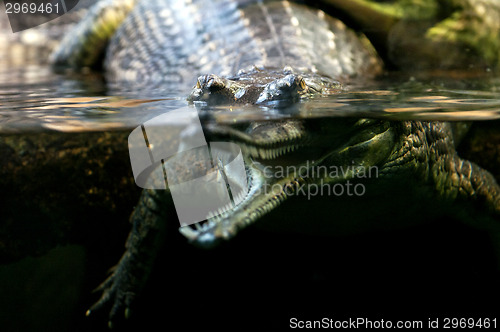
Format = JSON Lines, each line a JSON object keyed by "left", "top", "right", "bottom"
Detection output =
{"left": 1, "top": 65, "right": 500, "bottom": 134}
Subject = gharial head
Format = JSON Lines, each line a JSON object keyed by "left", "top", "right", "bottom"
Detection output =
{"left": 179, "top": 117, "right": 396, "bottom": 247}
{"left": 187, "top": 66, "right": 342, "bottom": 107}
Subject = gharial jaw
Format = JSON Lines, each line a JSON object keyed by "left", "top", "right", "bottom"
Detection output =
{"left": 179, "top": 118, "right": 396, "bottom": 247}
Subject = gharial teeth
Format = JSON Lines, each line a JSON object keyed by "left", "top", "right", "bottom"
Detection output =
{"left": 251, "top": 146, "right": 259, "bottom": 157}
{"left": 240, "top": 143, "right": 301, "bottom": 160}
{"left": 259, "top": 149, "right": 267, "bottom": 159}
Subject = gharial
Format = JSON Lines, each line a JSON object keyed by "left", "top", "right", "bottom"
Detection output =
{"left": 48, "top": 0, "right": 500, "bottom": 327}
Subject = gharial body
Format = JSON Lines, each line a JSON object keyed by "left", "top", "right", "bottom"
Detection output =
{"left": 46, "top": 0, "right": 500, "bottom": 327}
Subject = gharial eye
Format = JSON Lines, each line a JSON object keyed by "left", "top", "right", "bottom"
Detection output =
{"left": 299, "top": 78, "right": 307, "bottom": 90}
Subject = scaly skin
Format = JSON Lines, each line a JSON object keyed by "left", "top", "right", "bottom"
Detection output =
{"left": 52, "top": 0, "right": 382, "bottom": 89}
{"left": 50, "top": 0, "right": 138, "bottom": 69}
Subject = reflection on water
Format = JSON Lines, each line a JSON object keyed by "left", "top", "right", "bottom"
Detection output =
{"left": 0, "top": 66, "right": 187, "bottom": 132}
{"left": 1, "top": 66, "right": 500, "bottom": 134}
